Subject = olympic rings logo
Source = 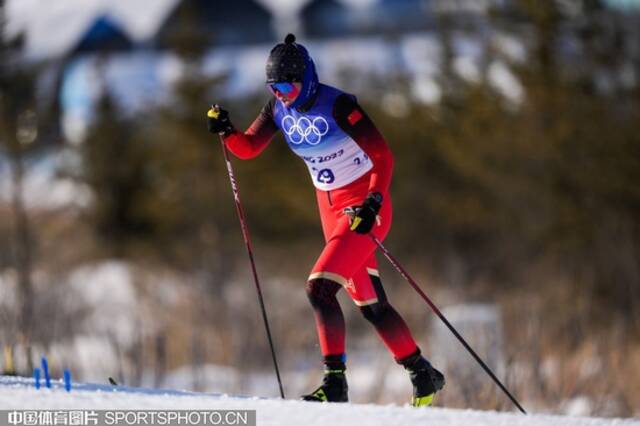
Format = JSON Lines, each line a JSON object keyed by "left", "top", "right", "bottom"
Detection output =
{"left": 281, "top": 115, "right": 329, "bottom": 145}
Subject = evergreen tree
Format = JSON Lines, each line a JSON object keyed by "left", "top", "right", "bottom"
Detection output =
{"left": 77, "top": 90, "right": 155, "bottom": 258}
{"left": 0, "top": 0, "right": 38, "bottom": 372}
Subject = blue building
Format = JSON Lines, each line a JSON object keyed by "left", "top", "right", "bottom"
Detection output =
{"left": 71, "top": 15, "right": 133, "bottom": 55}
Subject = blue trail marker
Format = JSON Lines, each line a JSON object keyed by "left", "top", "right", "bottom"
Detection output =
{"left": 63, "top": 369, "right": 71, "bottom": 392}
{"left": 41, "top": 356, "right": 51, "bottom": 389}
{"left": 33, "top": 368, "right": 41, "bottom": 389}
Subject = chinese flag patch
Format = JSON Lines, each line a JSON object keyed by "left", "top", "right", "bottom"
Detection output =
{"left": 347, "top": 109, "right": 363, "bottom": 125}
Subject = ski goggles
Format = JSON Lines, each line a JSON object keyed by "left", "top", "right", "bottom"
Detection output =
{"left": 268, "top": 81, "right": 300, "bottom": 100}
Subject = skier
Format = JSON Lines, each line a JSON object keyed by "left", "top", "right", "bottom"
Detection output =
{"left": 207, "top": 34, "right": 444, "bottom": 406}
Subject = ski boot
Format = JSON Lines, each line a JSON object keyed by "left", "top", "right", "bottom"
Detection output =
{"left": 301, "top": 364, "right": 348, "bottom": 403}
{"left": 401, "top": 351, "right": 445, "bottom": 407}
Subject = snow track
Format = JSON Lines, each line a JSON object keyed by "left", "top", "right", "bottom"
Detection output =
{"left": 0, "top": 376, "right": 638, "bottom": 426}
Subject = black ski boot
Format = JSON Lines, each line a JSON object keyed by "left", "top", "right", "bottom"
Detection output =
{"left": 400, "top": 351, "right": 445, "bottom": 407}
{"left": 301, "top": 359, "right": 348, "bottom": 403}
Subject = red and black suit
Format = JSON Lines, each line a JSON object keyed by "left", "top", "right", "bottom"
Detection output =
{"left": 224, "top": 84, "right": 421, "bottom": 364}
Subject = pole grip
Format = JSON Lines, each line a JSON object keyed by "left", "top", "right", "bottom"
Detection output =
{"left": 208, "top": 104, "right": 220, "bottom": 119}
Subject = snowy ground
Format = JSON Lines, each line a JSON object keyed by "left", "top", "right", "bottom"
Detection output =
{"left": 0, "top": 376, "right": 638, "bottom": 426}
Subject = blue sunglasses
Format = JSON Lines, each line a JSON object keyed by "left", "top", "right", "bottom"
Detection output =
{"left": 270, "top": 82, "right": 297, "bottom": 95}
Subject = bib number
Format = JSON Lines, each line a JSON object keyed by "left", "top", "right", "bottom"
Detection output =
{"left": 317, "top": 169, "right": 335, "bottom": 184}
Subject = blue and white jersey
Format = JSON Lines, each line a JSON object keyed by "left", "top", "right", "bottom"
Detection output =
{"left": 273, "top": 84, "right": 373, "bottom": 191}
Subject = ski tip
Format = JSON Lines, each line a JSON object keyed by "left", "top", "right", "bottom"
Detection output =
{"left": 108, "top": 377, "right": 118, "bottom": 386}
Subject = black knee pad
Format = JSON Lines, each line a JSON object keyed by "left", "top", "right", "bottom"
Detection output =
{"left": 360, "top": 301, "right": 391, "bottom": 325}
{"left": 306, "top": 278, "right": 342, "bottom": 308}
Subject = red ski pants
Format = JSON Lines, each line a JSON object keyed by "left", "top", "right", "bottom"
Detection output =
{"left": 307, "top": 174, "right": 419, "bottom": 361}
{"left": 310, "top": 174, "right": 392, "bottom": 304}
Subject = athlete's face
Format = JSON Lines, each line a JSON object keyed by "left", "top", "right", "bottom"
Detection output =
{"left": 269, "top": 82, "right": 302, "bottom": 106}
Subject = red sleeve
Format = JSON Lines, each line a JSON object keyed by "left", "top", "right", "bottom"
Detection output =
{"left": 333, "top": 94, "right": 394, "bottom": 195}
{"left": 224, "top": 98, "right": 279, "bottom": 160}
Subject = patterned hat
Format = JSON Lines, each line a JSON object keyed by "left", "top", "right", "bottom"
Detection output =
{"left": 266, "top": 34, "right": 306, "bottom": 83}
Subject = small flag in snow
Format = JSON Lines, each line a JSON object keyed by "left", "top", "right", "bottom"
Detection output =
{"left": 63, "top": 369, "right": 72, "bottom": 392}
{"left": 41, "top": 356, "right": 51, "bottom": 389}
{"left": 33, "top": 368, "right": 41, "bottom": 389}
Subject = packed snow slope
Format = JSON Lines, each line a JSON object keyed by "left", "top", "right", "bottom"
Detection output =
{"left": 0, "top": 376, "right": 638, "bottom": 426}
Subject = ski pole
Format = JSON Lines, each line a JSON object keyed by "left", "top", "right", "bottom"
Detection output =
{"left": 211, "top": 107, "right": 285, "bottom": 399}
{"left": 370, "top": 235, "right": 527, "bottom": 414}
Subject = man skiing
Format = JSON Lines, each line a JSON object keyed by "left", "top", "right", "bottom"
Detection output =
{"left": 207, "top": 34, "right": 444, "bottom": 407}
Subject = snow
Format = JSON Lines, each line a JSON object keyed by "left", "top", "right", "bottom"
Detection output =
{"left": 68, "top": 262, "right": 139, "bottom": 347}
{"left": 492, "top": 32, "right": 527, "bottom": 64}
{"left": 0, "top": 376, "right": 638, "bottom": 426}
{"left": 256, "top": 0, "right": 311, "bottom": 14}
{"left": 430, "top": 304, "right": 505, "bottom": 380}
{"left": 454, "top": 56, "right": 482, "bottom": 82}
{"left": 47, "top": 261, "right": 183, "bottom": 383}
{"left": 50, "top": 336, "right": 121, "bottom": 385}
{"left": 5, "top": 0, "right": 179, "bottom": 60}
{"left": 564, "top": 396, "right": 596, "bottom": 418}
{"left": 487, "top": 60, "right": 524, "bottom": 104}
{"left": 60, "top": 52, "right": 182, "bottom": 143}
{"left": 0, "top": 260, "right": 186, "bottom": 383}
{"left": 5, "top": 0, "right": 377, "bottom": 61}
{"left": 0, "top": 151, "right": 91, "bottom": 211}
{"left": 411, "top": 76, "right": 442, "bottom": 105}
